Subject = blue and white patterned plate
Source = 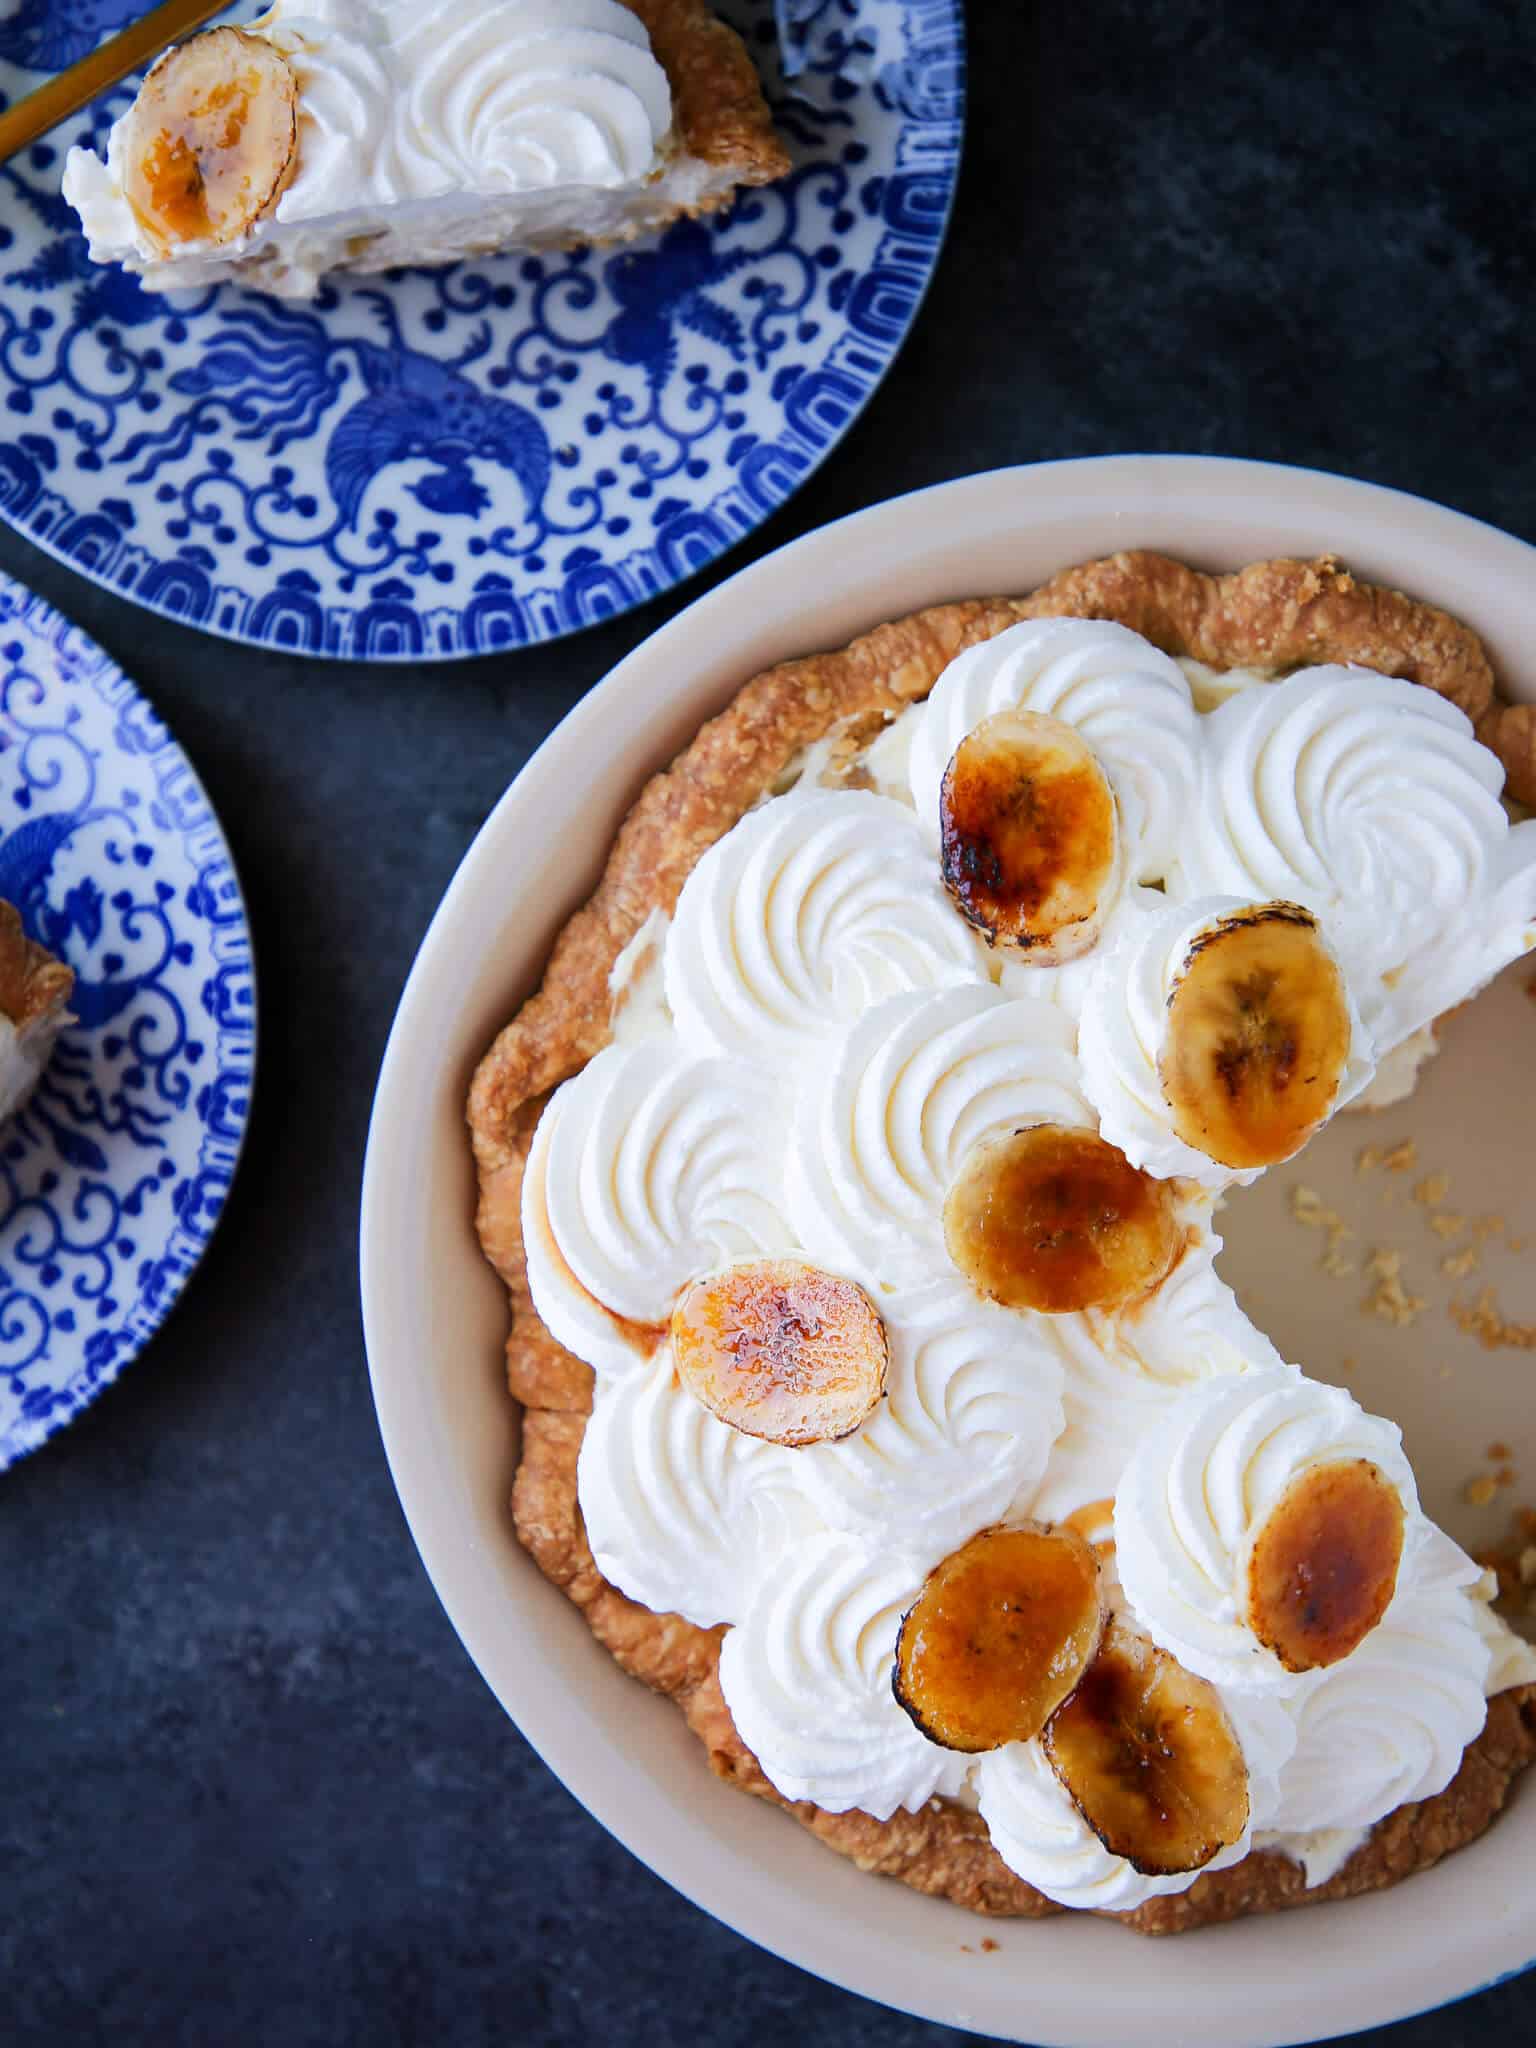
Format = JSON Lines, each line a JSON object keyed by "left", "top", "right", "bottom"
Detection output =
{"left": 0, "top": 0, "right": 963, "bottom": 660}
{"left": 0, "top": 570, "right": 254, "bottom": 1469}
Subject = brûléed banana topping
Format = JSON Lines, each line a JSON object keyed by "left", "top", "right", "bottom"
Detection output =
{"left": 522, "top": 618, "right": 1536, "bottom": 1911}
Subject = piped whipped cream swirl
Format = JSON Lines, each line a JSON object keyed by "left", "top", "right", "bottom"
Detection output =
{"left": 665, "top": 790, "right": 986, "bottom": 1065}
{"left": 1027, "top": 1237, "right": 1284, "bottom": 1524}
{"left": 532, "top": 1036, "right": 792, "bottom": 1337}
{"left": 1115, "top": 1368, "right": 1423, "bottom": 1690}
{"left": 1076, "top": 892, "right": 1375, "bottom": 1190}
{"left": 522, "top": 1083, "right": 652, "bottom": 1377}
{"left": 266, "top": 0, "right": 672, "bottom": 213}
{"left": 718, "top": 1532, "right": 969, "bottom": 1820}
{"left": 907, "top": 620, "right": 1201, "bottom": 880}
{"left": 1172, "top": 666, "right": 1536, "bottom": 1047}
{"left": 1264, "top": 1530, "right": 1491, "bottom": 1834}
{"left": 578, "top": 1349, "right": 810, "bottom": 1629}
{"left": 974, "top": 1678, "right": 1295, "bottom": 1910}
{"left": 786, "top": 985, "right": 1093, "bottom": 1287}
{"left": 793, "top": 1280, "right": 1065, "bottom": 1554}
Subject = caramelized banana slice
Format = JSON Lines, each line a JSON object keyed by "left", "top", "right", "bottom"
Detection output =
{"left": 939, "top": 710, "right": 1121, "bottom": 961}
{"left": 121, "top": 28, "right": 298, "bottom": 255}
{"left": 1044, "top": 1619, "right": 1249, "bottom": 1875}
{"left": 943, "top": 1123, "right": 1182, "bottom": 1313}
{"left": 893, "top": 1523, "right": 1103, "bottom": 1752}
{"left": 670, "top": 1259, "right": 887, "bottom": 1447}
{"left": 1245, "top": 1457, "right": 1406, "bottom": 1672}
{"left": 1160, "top": 902, "right": 1353, "bottom": 1170}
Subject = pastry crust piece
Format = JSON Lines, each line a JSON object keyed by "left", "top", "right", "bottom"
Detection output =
{"left": 0, "top": 900, "right": 73, "bottom": 1029}
{"left": 628, "top": 0, "right": 790, "bottom": 194}
{"left": 468, "top": 550, "right": 1536, "bottom": 1930}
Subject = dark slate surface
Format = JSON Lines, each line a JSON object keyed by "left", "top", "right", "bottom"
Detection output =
{"left": 4, "top": 3, "right": 1535, "bottom": 2043}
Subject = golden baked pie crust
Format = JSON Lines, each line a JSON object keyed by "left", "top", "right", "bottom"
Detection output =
{"left": 467, "top": 551, "right": 1536, "bottom": 1929}
{"left": 0, "top": 900, "right": 73, "bottom": 1030}
{"left": 627, "top": 0, "right": 790, "bottom": 196}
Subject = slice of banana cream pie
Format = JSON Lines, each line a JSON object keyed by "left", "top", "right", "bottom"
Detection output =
{"left": 63, "top": 0, "right": 787, "bottom": 300}
{"left": 468, "top": 553, "right": 1536, "bottom": 1931}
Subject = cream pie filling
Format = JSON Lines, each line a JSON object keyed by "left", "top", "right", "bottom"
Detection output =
{"left": 788, "top": 1278, "right": 1064, "bottom": 1556}
{"left": 1023, "top": 1233, "right": 1285, "bottom": 1526}
{"left": 521, "top": 615, "right": 1536, "bottom": 1906}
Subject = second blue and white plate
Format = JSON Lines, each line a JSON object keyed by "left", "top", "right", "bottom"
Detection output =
{"left": 0, "top": 569, "right": 255, "bottom": 1468}
{"left": 0, "top": 0, "right": 964, "bottom": 659}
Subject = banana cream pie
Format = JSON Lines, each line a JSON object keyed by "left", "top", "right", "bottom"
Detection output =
{"left": 469, "top": 554, "right": 1536, "bottom": 1930}
{"left": 63, "top": 0, "right": 787, "bottom": 301}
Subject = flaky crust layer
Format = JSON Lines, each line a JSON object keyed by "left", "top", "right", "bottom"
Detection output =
{"left": 468, "top": 550, "right": 1536, "bottom": 1930}
{"left": 0, "top": 900, "right": 73, "bottom": 1030}
{"left": 627, "top": 0, "right": 790, "bottom": 195}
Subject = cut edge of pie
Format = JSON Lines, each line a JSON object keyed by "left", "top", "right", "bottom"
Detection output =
{"left": 465, "top": 549, "right": 1536, "bottom": 1930}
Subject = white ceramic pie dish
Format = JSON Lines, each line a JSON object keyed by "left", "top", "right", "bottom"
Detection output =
{"left": 359, "top": 455, "right": 1536, "bottom": 2046}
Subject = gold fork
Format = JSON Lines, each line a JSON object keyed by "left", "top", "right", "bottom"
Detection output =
{"left": 0, "top": 0, "right": 230, "bottom": 167}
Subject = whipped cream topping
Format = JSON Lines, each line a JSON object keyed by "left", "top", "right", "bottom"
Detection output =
{"left": 1076, "top": 892, "right": 1375, "bottom": 1190}
{"left": 521, "top": 1084, "right": 655, "bottom": 1378}
{"left": 607, "top": 907, "right": 672, "bottom": 1045}
{"left": 532, "top": 1035, "right": 792, "bottom": 1334}
{"left": 665, "top": 791, "right": 986, "bottom": 1066}
{"left": 509, "top": 610, "right": 1536, "bottom": 1907}
{"left": 786, "top": 984, "right": 1093, "bottom": 1286}
{"left": 64, "top": 0, "right": 675, "bottom": 296}
{"left": 1027, "top": 1235, "right": 1284, "bottom": 1524}
{"left": 1115, "top": 1368, "right": 1424, "bottom": 1689}
{"left": 1262, "top": 1530, "right": 1491, "bottom": 1834}
{"left": 792, "top": 1279, "right": 1064, "bottom": 1554}
{"left": 578, "top": 1349, "right": 810, "bottom": 1629}
{"left": 717, "top": 1532, "right": 969, "bottom": 1820}
{"left": 1172, "top": 667, "right": 1536, "bottom": 1050}
{"left": 264, "top": 0, "right": 669, "bottom": 209}
{"left": 998, "top": 883, "right": 1164, "bottom": 1021}
{"left": 1257, "top": 1550, "right": 1534, "bottom": 1872}
{"left": 0, "top": 1011, "right": 69, "bottom": 1124}
{"left": 906, "top": 620, "right": 1201, "bottom": 881}
{"left": 973, "top": 1671, "right": 1296, "bottom": 1911}
{"left": 975, "top": 1740, "right": 1195, "bottom": 1911}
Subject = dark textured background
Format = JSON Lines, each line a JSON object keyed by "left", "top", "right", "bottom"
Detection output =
{"left": 4, "top": 3, "right": 1535, "bottom": 2043}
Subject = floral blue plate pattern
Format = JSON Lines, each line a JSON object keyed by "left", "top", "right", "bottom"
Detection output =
{"left": 0, "top": 0, "right": 964, "bottom": 660}
{"left": 0, "top": 570, "right": 254, "bottom": 1468}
